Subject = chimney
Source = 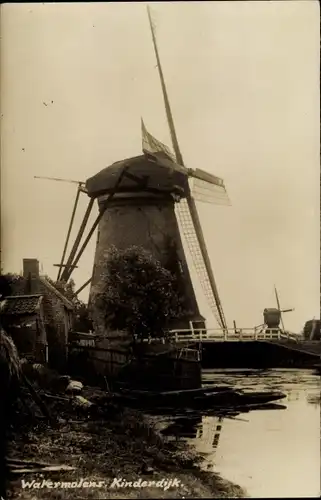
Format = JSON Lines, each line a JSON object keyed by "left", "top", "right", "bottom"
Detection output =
{"left": 23, "top": 258, "right": 40, "bottom": 294}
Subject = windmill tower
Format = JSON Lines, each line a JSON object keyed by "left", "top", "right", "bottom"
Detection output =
{"left": 50, "top": 7, "right": 231, "bottom": 336}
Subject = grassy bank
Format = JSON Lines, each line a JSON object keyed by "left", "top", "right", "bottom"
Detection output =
{"left": 7, "top": 387, "right": 245, "bottom": 499}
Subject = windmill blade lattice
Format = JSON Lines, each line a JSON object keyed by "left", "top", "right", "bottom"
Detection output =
{"left": 176, "top": 198, "right": 225, "bottom": 329}
{"left": 191, "top": 177, "right": 231, "bottom": 206}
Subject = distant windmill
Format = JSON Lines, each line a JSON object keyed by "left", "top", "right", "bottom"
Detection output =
{"left": 259, "top": 286, "right": 295, "bottom": 334}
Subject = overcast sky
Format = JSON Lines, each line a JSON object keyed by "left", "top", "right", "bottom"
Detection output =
{"left": 1, "top": 1, "right": 319, "bottom": 332}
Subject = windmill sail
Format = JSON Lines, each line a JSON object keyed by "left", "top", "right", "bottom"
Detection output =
{"left": 191, "top": 169, "right": 230, "bottom": 206}
{"left": 141, "top": 120, "right": 227, "bottom": 329}
{"left": 175, "top": 199, "right": 227, "bottom": 328}
{"left": 146, "top": 5, "right": 228, "bottom": 330}
{"left": 192, "top": 178, "right": 230, "bottom": 206}
{"left": 142, "top": 119, "right": 176, "bottom": 162}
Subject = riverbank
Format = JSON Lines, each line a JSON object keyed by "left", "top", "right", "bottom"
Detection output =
{"left": 7, "top": 387, "right": 245, "bottom": 499}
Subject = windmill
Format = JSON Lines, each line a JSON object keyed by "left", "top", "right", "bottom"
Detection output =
{"left": 257, "top": 286, "right": 295, "bottom": 334}
{"left": 43, "top": 6, "right": 231, "bottom": 335}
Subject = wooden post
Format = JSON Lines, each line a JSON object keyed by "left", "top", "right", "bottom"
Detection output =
{"left": 60, "top": 197, "right": 94, "bottom": 281}
{"left": 233, "top": 320, "right": 237, "bottom": 334}
{"left": 57, "top": 185, "right": 81, "bottom": 280}
{"left": 74, "top": 277, "right": 92, "bottom": 296}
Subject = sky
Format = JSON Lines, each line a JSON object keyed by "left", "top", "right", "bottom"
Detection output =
{"left": 1, "top": 1, "right": 319, "bottom": 333}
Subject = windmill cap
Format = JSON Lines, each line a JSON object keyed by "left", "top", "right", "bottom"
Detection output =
{"left": 85, "top": 153, "right": 189, "bottom": 199}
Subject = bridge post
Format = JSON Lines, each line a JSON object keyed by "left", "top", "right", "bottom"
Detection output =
{"left": 239, "top": 329, "right": 243, "bottom": 341}
{"left": 224, "top": 329, "right": 227, "bottom": 341}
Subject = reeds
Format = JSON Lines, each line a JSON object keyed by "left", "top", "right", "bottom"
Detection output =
{"left": 0, "top": 329, "right": 21, "bottom": 382}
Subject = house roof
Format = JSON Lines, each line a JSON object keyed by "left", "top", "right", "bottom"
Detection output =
{"left": 39, "top": 277, "right": 74, "bottom": 310}
{"left": 0, "top": 295, "right": 42, "bottom": 316}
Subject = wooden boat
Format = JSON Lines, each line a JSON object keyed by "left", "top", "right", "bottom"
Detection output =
{"left": 146, "top": 401, "right": 287, "bottom": 417}
{"left": 191, "top": 389, "right": 286, "bottom": 409}
{"left": 114, "top": 386, "right": 286, "bottom": 410}
{"left": 116, "top": 344, "right": 203, "bottom": 391}
{"left": 116, "top": 385, "right": 232, "bottom": 406}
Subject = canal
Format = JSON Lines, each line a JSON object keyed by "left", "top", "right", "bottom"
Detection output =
{"left": 152, "top": 369, "right": 320, "bottom": 498}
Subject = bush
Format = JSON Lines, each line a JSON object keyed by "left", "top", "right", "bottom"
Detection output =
{"left": 96, "top": 245, "right": 186, "bottom": 339}
{"left": 0, "top": 273, "right": 25, "bottom": 298}
{"left": 303, "top": 319, "right": 320, "bottom": 340}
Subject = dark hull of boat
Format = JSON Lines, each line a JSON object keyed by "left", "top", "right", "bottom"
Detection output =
{"left": 117, "top": 347, "right": 202, "bottom": 391}
{"left": 114, "top": 388, "right": 286, "bottom": 410}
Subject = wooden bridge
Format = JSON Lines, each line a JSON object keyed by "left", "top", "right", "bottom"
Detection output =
{"left": 164, "top": 327, "right": 320, "bottom": 362}
{"left": 70, "top": 328, "right": 320, "bottom": 369}
{"left": 166, "top": 327, "right": 300, "bottom": 344}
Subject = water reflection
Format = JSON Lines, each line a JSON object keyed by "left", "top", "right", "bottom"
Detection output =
{"left": 161, "top": 416, "right": 201, "bottom": 439}
{"left": 158, "top": 369, "right": 320, "bottom": 498}
{"left": 194, "top": 415, "right": 224, "bottom": 454}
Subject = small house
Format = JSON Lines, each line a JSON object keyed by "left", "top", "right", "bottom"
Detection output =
{"left": 0, "top": 258, "right": 74, "bottom": 370}
{"left": 0, "top": 294, "right": 47, "bottom": 363}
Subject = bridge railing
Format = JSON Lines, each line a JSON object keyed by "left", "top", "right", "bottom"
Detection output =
{"left": 166, "top": 328, "right": 299, "bottom": 343}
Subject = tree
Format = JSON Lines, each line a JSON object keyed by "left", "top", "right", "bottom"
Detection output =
{"left": 0, "top": 273, "right": 25, "bottom": 299}
{"left": 96, "top": 245, "right": 186, "bottom": 339}
{"left": 303, "top": 319, "right": 320, "bottom": 340}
